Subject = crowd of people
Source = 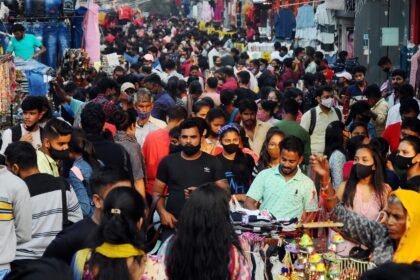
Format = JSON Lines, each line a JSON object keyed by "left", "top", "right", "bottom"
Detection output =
{"left": 0, "top": 15, "right": 420, "bottom": 280}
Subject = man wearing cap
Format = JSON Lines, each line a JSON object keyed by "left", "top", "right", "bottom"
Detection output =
{"left": 143, "top": 54, "right": 165, "bottom": 80}
{"left": 143, "top": 73, "right": 175, "bottom": 122}
{"left": 336, "top": 71, "right": 352, "bottom": 118}
{"left": 119, "top": 82, "right": 137, "bottom": 111}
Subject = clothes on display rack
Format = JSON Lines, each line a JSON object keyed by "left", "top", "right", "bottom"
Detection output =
{"left": 14, "top": 57, "right": 51, "bottom": 96}
{"left": 214, "top": 0, "right": 223, "bottom": 21}
{"left": 410, "top": 50, "right": 420, "bottom": 95}
{"left": 43, "top": 21, "right": 71, "bottom": 69}
{"left": 400, "top": 45, "right": 419, "bottom": 76}
{"left": 72, "top": 6, "right": 87, "bottom": 49}
{"left": 295, "top": 4, "right": 316, "bottom": 47}
{"left": 314, "top": 3, "right": 336, "bottom": 52}
{"left": 201, "top": 0, "right": 213, "bottom": 22}
{"left": 274, "top": 8, "right": 296, "bottom": 40}
{"left": 0, "top": 55, "right": 16, "bottom": 114}
{"left": 83, "top": 0, "right": 100, "bottom": 64}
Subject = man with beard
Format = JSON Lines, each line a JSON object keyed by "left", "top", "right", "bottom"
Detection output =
{"left": 6, "top": 24, "right": 46, "bottom": 60}
{"left": 386, "top": 69, "right": 407, "bottom": 108}
{"left": 36, "top": 118, "right": 72, "bottom": 177}
{"left": 245, "top": 136, "right": 318, "bottom": 222}
{"left": 1, "top": 97, "right": 44, "bottom": 154}
{"left": 239, "top": 99, "right": 272, "bottom": 155}
{"left": 153, "top": 118, "right": 227, "bottom": 240}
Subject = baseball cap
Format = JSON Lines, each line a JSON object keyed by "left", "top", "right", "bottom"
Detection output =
{"left": 143, "top": 54, "right": 154, "bottom": 61}
{"left": 336, "top": 71, "right": 352, "bottom": 81}
{"left": 120, "top": 82, "right": 135, "bottom": 92}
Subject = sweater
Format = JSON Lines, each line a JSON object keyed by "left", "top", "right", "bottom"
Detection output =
{"left": 0, "top": 166, "right": 32, "bottom": 270}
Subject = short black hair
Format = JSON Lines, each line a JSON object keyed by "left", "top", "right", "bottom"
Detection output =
{"left": 90, "top": 166, "right": 131, "bottom": 195}
{"left": 314, "top": 51, "right": 324, "bottom": 60}
{"left": 113, "top": 109, "right": 137, "bottom": 131}
{"left": 400, "top": 99, "right": 420, "bottom": 116}
{"left": 206, "top": 108, "right": 226, "bottom": 122}
{"left": 81, "top": 102, "right": 106, "bottom": 134}
{"left": 238, "top": 98, "right": 257, "bottom": 113}
{"left": 237, "top": 70, "right": 250, "bottom": 85}
{"left": 167, "top": 106, "right": 188, "bottom": 122}
{"left": 391, "top": 69, "right": 407, "bottom": 80}
{"left": 364, "top": 84, "right": 381, "bottom": 99}
{"left": 283, "top": 58, "right": 293, "bottom": 68}
{"left": 4, "top": 141, "right": 37, "bottom": 169}
{"left": 206, "top": 77, "right": 218, "bottom": 89}
{"left": 350, "top": 100, "right": 371, "bottom": 115}
{"left": 399, "top": 84, "right": 415, "bottom": 100}
{"left": 21, "top": 96, "right": 43, "bottom": 112}
{"left": 401, "top": 135, "right": 420, "bottom": 154}
{"left": 220, "top": 89, "right": 236, "bottom": 106}
{"left": 353, "top": 65, "right": 367, "bottom": 75}
{"left": 305, "top": 46, "right": 315, "bottom": 57}
{"left": 221, "top": 66, "right": 234, "bottom": 77}
{"left": 350, "top": 121, "right": 368, "bottom": 134}
{"left": 377, "top": 56, "right": 391, "bottom": 67}
{"left": 163, "top": 59, "right": 176, "bottom": 71}
{"left": 280, "top": 135, "right": 304, "bottom": 157}
{"left": 190, "top": 65, "right": 199, "bottom": 72}
{"left": 192, "top": 100, "right": 211, "bottom": 114}
{"left": 169, "top": 126, "right": 181, "bottom": 139}
{"left": 274, "top": 41, "right": 281, "bottom": 50}
{"left": 96, "top": 77, "right": 118, "bottom": 93}
{"left": 143, "top": 73, "right": 162, "bottom": 85}
{"left": 401, "top": 118, "right": 420, "bottom": 135}
{"left": 283, "top": 99, "right": 299, "bottom": 116}
{"left": 315, "top": 85, "right": 333, "bottom": 97}
{"left": 260, "top": 100, "right": 276, "bottom": 115}
{"left": 11, "top": 24, "right": 25, "bottom": 33}
{"left": 179, "top": 118, "right": 205, "bottom": 136}
{"left": 293, "top": 47, "right": 304, "bottom": 57}
{"left": 43, "top": 118, "right": 72, "bottom": 141}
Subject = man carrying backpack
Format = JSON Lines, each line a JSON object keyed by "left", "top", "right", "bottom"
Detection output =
{"left": 0, "top": 97, "right": 44, "bottom": 155}
{"left": 300, "top": 86, "right": 343, "bottom": 155}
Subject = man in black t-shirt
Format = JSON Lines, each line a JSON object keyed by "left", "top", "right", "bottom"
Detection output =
{"left": 153, "top": 118, "right": 228, "bottom": 239}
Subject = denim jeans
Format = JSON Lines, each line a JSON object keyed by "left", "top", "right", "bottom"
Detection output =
{"left": 0, "top": 269, "right": 10, "bottom": 280}
{"left": 25, "top": 0, "right": 46, "bottom": 17}
{"left": 45, "top": 0, "right": 61, "bottom": 17}
{"left": 25, "top": 70, "right": 49, "bottom": 96}
{"left": 71, "top": 7, "right": 87, "bottom": 48}
{"left": 43, "top": 22, "right": 71, "bottom": 69}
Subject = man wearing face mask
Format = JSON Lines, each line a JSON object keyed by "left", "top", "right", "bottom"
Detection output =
{"left": 245, "top": 136, "right": 318, "bottom": 222}
{"left": 1, "top": 96, "right": 44, "bottom": 155}
{"left": 4, "top": 141, "right": 82, "bottom": 266}
{"left": 208, "top": 40, "right": 222, "bottom": 69}
{"left": 133, "top": 89, "right": 166, "bottom": 146}
{"left": 346, "top": 66, "right": 368, "bottom": 105}
{"left": 394, "top": 136, "right": 420, "bottom": 190}
{"left": 36, "top": 118, "right": 72, "bottom": 177}
{"left": 153, "top": 118, "right": 227, "bottom": 240}
{"left": 300, "top": 86, "right": 343, "bottom": 155}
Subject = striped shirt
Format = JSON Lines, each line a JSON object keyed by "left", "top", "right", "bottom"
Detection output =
{"left": 16, "top": 173, "right": 83, "bottom": 260}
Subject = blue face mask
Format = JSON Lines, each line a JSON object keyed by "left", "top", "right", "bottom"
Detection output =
{"left": 137, "top": 111, "right": 151, "bottom": 120}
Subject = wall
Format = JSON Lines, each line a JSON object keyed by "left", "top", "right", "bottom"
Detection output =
{"left": 354, "top": 0, "right": 410, "bottom": 84}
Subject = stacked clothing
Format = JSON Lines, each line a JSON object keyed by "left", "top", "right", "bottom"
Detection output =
{"left": 315, "top": 3, "right": 336, "bottom": 52}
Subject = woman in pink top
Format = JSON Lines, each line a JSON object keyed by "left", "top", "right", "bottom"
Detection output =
{"left": 332, "top": 145, "right": 391, "bottom": 256}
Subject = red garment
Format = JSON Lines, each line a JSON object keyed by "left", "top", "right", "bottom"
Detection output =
{"left": 382, "top": 122, "right": 401, "bottom": 153}
{"left": 118, "top": 6, "right": 134, "bottom": 20}
{"left": 221, "top": 77, "right": 238, "bottom": 92}
{"left": 277, "top": 68, "right": 297, "bottom": 91}
{"left": 142, "top": 129, "right": 170, "bottom": 195}
{"left": 103, "top": 122, "right": 116, "bottom": 137}
{"left": 342, "top": 160, "right": 354, "bottom": 181}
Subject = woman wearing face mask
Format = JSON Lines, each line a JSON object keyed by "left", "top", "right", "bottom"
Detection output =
{"left": 216, "top": 124, "right": 255, "bottom": 201}
{"left": 203, "top": 108, "right": 226, "bottom": 155}
{"left": 311, "top": 155, "right": 420, "bottom": 265}
{"left": 256, "top": 100, "right": 278, "bottom": 125}
{"left": 252, "top": 128, "right": 285, "bottom": 177}
{"left": 393, "top": 136, "right": 420, "bottom": 189}
{"left": 312, "top": 144, "right": 391, "bottom": 257}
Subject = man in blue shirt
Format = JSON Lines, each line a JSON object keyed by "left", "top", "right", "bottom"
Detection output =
{"left": 6, "top": 24, "right": 46, "bottom": 60}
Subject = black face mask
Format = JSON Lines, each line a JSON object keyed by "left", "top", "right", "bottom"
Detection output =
{"left": 394, "top": 155, "right": 415, "bottom": 170}
{"left": 222, "top": 143, "right": 239, "bottom": 154}
{"left": 182, "top": 143, "right": 201, "bottom": 156}
{"left": 361, "top": 115, "right": 371, "bottom": 124}
{"left": 355, "top": 163, "right": 373, "bottom": 179}
{"left": 169, "top": 144, "right": 183, "bottom": 154}
{"left": 356, "top": 80, "right": 365, "bottom": 86}
{"left": 49, "top": 147, "right": 70, "bottom": 161}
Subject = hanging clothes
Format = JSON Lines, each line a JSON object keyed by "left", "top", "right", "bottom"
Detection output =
{"left": 214, "top": 0, "right": 224, "bottom": 21}
{"left": 410, "top": 50, "right": 420, "bottom": 95}
{"left": 83, "top": 0, "right": 100, "bottom": 64}
{"left": 315, "top": 3, "right": 336, "bottom": 51}
{"left": 201, "top": 0, "right": 213, "bottom": 22}
{"left": 274, "top": 8, "right": 296, "bottom": 40}
{"left": 295, "top": 4, "right": 316, "bottom": 47}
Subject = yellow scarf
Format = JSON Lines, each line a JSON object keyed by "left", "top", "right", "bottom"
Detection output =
{"left": 392, "top": 189, "right": 420, "bottom": 264}
{"left": 96, "top": 243, "right": 145, "bottom": 258}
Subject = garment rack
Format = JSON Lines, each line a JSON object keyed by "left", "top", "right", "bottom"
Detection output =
{"left": 278, "top": 0, "right": 324, "bottom": 8}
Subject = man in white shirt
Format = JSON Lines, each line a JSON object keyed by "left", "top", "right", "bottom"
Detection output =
{"left": 1, "top": 96, "right": 44, "bottom": 155}
{"left": 133, "top": 89, "right": 166, "bottom": 146}
{"left": 386, "top": 84, "right": 420, "bottom": 128}
{"left": 208, "top": 40, "right": 222, "bottom": 69}
{"left": 235, "top": 59, "right": 259, "bottom": 93}
{"left": 300, "top": 86, "right": 343, "bottom": 155}
{"left": 161, "top": 59, "right": 184, "bottom": 84}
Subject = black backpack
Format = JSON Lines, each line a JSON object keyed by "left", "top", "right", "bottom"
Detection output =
{"left": 308, "top": 107, "right": 343, "bottom": 135}
{"left": 11, "top": 125, "right": 44, "bottom": 142}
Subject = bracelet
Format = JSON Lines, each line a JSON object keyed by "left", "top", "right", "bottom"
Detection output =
{"left": 320, "top": 178, "right": 332, "bottom": 192}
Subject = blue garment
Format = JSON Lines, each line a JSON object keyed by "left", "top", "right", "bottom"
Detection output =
{"left": 151, "top": 91, "right": 175, "bottom": 122}
{"left": 22, "top": 22, "right": 44, "bottom": 62}
{"left": 26, "top": 70, "right": 48, "bottom": 96}
{"left": 67, "top": 157, "right": 94, "bottom": 218}
{"left": 72, "top": 7, "right": 87, "bottom": 49}
{"left": 346, "top": 84, "right": 363, "bottom": 98}
{"left": 124, "top": 53, "right": 139, "bottom": 65}
{"left": 0, "top": 269, "right": 10, "bottom": 280}
{"left": 296, "top": 4, "right": 315, "bottom": 29}
{"left": 0, "top": 23, "right": 10, "bottom": 52}
{"left": 45, "top": 0, "right": 62, "bottom": 17}
{"left": 43, "top": 21, "right": 71, "bottom": 69}
{"left": 274, "top": 8, "right": 296, "bottom": 39}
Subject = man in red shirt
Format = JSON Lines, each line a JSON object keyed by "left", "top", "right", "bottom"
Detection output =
{"left": 142, "top": 106, "right": 187, "bottom": 201}
{"left": 383, "top": 99, "right": 419, "bottom": 153}
{"left": 217, "top": 67, "right": 238, "bottom": 92}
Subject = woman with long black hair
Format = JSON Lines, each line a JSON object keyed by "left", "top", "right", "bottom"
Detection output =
{"left": 252, "top": 127, "right": 285, "bottom": 177}
{"left": 68, "top": 128, "right": 101, "bottom": 218}
{"left": 72, "top": 187, "right": 164, "bottom": 280}
{"left": 161, "top": 184, "right": 250, "bottom": 280}
{"left": 216, "top": 124, "right": 255, "bottom": 201}
{"left": 324, "top": 121, "right": 347, "bottom": 189}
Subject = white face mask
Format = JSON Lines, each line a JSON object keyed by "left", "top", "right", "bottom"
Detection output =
{"left": 321, "top": 97, "right": 333, "bottom": 108}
